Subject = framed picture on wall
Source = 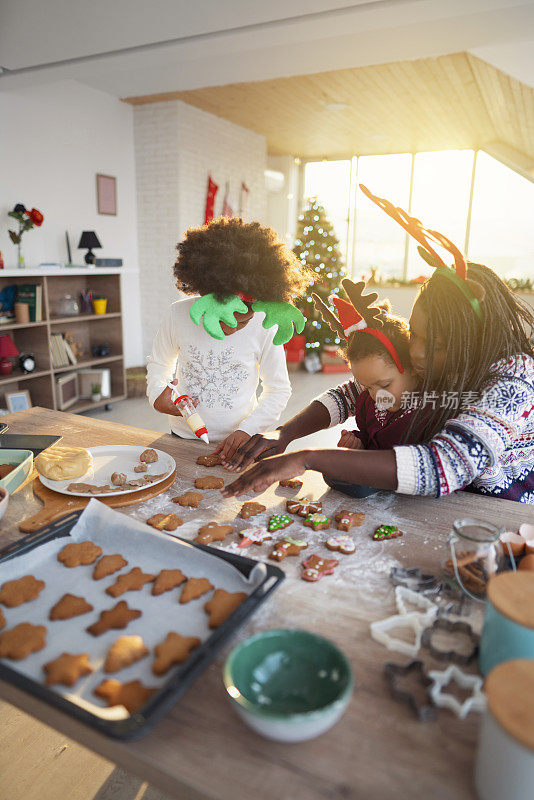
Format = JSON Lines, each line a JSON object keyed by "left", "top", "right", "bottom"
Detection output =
{"left": 96, "top": 173, "right": 117, "bottom": 215}
{"left": 5, "top": 390, "right": 32, "bottom": 414}
{"left": 56, "top": 373, "right": 79, "bottom": 410}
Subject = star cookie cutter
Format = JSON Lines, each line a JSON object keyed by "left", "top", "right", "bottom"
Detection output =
{"left": 420, "top": 617, "right": 479, "bottom": 665}
{"left": 370, "top": 612, "right": 431, "bottom": 658}
{"left": 384, "top": 660, "right": 437, "bottom": 722}
{"left": 395, "top": 586, "right": 438, "bottom": 620}
{"left": 390, "top": 566, "right": 439, "bottom": 594}
{"left": 428, "top": 665, "right": 486, "bottom": 719}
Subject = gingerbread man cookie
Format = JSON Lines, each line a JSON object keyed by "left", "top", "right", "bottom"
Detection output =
{"left": 152, "top": 569, "right": 187, "bottom": 596}
{"left": 195, "top": 522, "right": 233, "bottom": 545}
{"left": 0, "top": 622, "right": 47, "bottom": 660}
{"left": 303, "top": 513, "right": 331, "bottom": 531}
{"left": 278, "top": 479, "right": 303, "bottom": 490}
{"left": 204, "top": 589, "right": 247, "bottom": 628}
{"left": 172, "top": 491, "right": 203, "bottom": 508}
{"left": 326, "top": 535, "right": 356, "bottom": 555}
{"left": 86, "top": 601, "right": 142, "bottom": 636}
{"left": 239, "top": 501, "right": 266, "bottom": 519}
{"left": 146, "top": 513, "right": 183, "bottom": 531}
{"left": 140, "top": 448, "right": 158, "bottom": 463}
{"left": 238, "top": 528, "right": 273, "bottom": 548}
{"left": 94, "top": 678, "right": 156, "bottom": 713}
{"left": 153, "top": 632, "right": 201, "bottom": 675}
{"left": 104, "top": 635, "right": 149, "bottom": 673}
{"left": 197, "top": 453, "right": 223, "bottom": 467}
{"left": 58, "top": 541, "right": 103, "bottom": 567}
{"left": 106, "top": 568, "right": 155, "bottom": 598}
{"left": 0, "top": 575, "right": 45, "bottom": 608}
{"left": 195, "top": 476, "right": 224, "bottom": 490}
{"left": 286, "top": 498, "right": 322, "bottom": 517}
{"left": 179, "top": 577, "right": 213, "bottom": 604}
{"left": 49, "top": 593, "right": 93, "bottom": 620}
{"left": 335, "top": 510, "right": 365, "bottom": 531}
{"left": 268, "top": 514, "right": 294, "bottom": 533}
{"left": 301, "top": 554, "right": 338, "bottom": 582}
{"left": 269, "top": 537, "right": 308, "bottom": 561}
{"left": 373, "top": 524, "right": 404, "bottom": 541}
{"left": 93, "top": 554, "right": 128, "bottom": 580}
{"left": 43, "top": 652, "right": 93, "bottom": 686}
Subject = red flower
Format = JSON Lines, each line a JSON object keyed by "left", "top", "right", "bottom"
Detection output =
{"left": 26, "top": 208, "right": 44, "bottom": 226}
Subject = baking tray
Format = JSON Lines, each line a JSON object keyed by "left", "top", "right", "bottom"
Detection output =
{"left": 0, "top": 433, "right": 61, "bottom": 456}
{"left": 0, "top": 502, "right": 285, "bottom": 740}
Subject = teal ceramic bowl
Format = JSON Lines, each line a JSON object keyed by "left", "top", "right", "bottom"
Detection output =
{"left": 223, "top": 629, "right": 353, "bottom": 742}
{"left": 0, "top": 449, "right": 33, "bottom": 494}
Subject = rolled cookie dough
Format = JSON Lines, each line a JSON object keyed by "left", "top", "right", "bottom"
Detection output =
{"left": 35, "top": 446, "right": 92, "bottom": 481}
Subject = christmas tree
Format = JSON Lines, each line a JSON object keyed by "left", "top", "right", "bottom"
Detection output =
{"left": 293, "top": 198, "right": 346, "bottom": 352}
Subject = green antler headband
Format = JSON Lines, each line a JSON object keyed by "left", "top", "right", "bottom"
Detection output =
{"left": 190, "top": 293, "right": 306, "bottom": 345}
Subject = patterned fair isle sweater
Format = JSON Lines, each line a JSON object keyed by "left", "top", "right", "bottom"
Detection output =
{"left": 317, "top": 354, "right": 534, "bottom": 504}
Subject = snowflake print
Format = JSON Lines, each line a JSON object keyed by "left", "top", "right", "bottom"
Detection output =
{"left": 481, "top": 383, "right": 530, "bottom": 417}
{"left": 182, "top": 345, "right": 249, "bottom": 409}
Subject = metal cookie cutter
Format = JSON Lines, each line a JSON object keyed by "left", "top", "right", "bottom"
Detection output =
{"left": 390, "top": 566, "right": 439, "bottom": 594}
{"left": 421, "top": 617, "right": 480, "bottom": 665}
{"left": 384, "top": 660, "right": 437, "bottom": 722}
{"left": 428, "top": 665, "right": 486, "bottom": 719}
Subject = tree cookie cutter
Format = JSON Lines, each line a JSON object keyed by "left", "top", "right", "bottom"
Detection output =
{"left": 370, "top": 611, "right": 434, "bottom": 658}
{"left": 390, "top": 567, "right": 439, "bottom": 594}
{"left": 427, "top": 665, "right": 486, "bottom": 719}
{"left": 395, "top": 586, "right": 438, "bottom": 620}
{"left": 421, "top": 617, "right": 479, "bottom": 665}
{"left": 384, "top": 660, "right": 437, "bottom": 722}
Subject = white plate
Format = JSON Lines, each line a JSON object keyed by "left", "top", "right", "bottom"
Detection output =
{"left": 39, "top": 445, "right": 176, "bottom": 497}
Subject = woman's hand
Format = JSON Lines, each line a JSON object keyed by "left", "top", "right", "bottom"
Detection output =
{"left": 212, "top": 430, "right": 251, "bottom": 466}
{"left": 223, "top": 429, "right": 290, "bottom": 472}
{"left": 153, "top": 380, "right": 182, "bottom": 416}
{"left": 337, "top": 429, "right": 363, "bottom": 449}
{"left": 221, "top": 451, "right": 308, "bottom": 497}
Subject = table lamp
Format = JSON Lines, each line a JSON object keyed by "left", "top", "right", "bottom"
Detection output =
{"left": 78, "top": 231, "right": 102, "bottom": 265}
{"left": 0, "top": 334, "right": 19, "bottom": 376}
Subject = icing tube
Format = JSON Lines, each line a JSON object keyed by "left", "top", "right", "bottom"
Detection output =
{"left": 166, "top": 383, "right": 210, "bottom": 443}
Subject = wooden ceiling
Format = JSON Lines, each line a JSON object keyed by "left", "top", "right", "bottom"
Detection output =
{"left": 124, "top": 53, "right": 534, "bottom": 160}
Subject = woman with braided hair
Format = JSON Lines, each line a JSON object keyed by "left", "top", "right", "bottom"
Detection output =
{"left": 222, "top": 187, "right": 534, "bottom": 504}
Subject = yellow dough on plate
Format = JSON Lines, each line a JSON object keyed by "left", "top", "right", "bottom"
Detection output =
{"left": 35, "top": 446, "right": 92, "bottom": 481}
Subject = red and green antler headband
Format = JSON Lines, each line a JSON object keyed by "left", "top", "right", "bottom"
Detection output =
{"left": 359, "top": 184, "right": 484, "bottom": 320}
{"left": 312, "top": 280, "right": 405, "bottom": 373}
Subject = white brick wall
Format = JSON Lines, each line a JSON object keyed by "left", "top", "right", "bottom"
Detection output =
{"left": 134, "top": 100, "right": 267, "bottom": 358}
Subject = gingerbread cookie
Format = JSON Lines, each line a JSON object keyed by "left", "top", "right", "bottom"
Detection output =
{"left": 0, "top": 575, "right": 45, "bottom": 608}
{"left": 94, "top": 678, "right": 156, "bottom": 713}
{"left": 268, "top": 514, "right": 294, "bottom": 533}
{"left": 146, "top": 513, "right": 183, "bottom": 531}
{"left": 152, "top": 569, "right": 187, "bottom": 596}
{"left": 195, "top": 522, "right": 233, "bottom": 545}
{"left": 172, "top": 491, "right": 203, "bottom": 508}
{"left": 49, "top": 593, "right": 93, "bottom": 620}
{"left": 204, "top": 589, "right": 247, "bottom": 629}
{"left": 153, "top": 632, "right": 201, "bottom": 675}
{"left": 269, "top": 537, "right": 308, "bottom": 561}
{"left": 67, "top": 482, "right": 93, "bottom": 493}
{"left": 239, "top": 501, "right": 266, "bottom": 519}
{"left": 140, "top": 448, "right": 158, "bottom": 463}
{"left": 335, "top": 510, "right": 365, "bottom": 531}
{"left": 44, "top": 652, "right": 93, "bottom": 686}
{"left": 86, "top": 601, "right": 142, "bottom": 636}
{"left": 197, "top": 453, "right": 223, "bottom": 467}
{"left": 373, "top": 524, "right": 403, "bottom": 541}
{"left": 286, "top": 498, "right": 322, "bottom": 517}
{"left": 303, "top": 513, "right": 331, "bottom": 531}
{"left": 279, "top": 479, "right": 303, "bottom": 490}
{"left": 0, "top": 622, "right": 46, "bottom": 660}
{"left": 58, "top": 541, "right": 103, "bottom": 567}
{"left": 93, "top": 554, "right": 128, "bottom": 580}
{"left": 133, "top": 463, "right": 148, "bottom": 473}
{"left": 104, "top": 635, "right": 149, "bottom": 673}
{"left": 0, "top": 610, "right": 4, "bottom": 630}
{"left": 195, "top": 476, "right": 224, "bottom": 490}
{"left": 89, "top": 485, "right": 114, "bottom": 494}
{"left": 111, "top": 472, "right": 127, "bottom": 486}
{"left": 238, "top": 528, "right": 273, "bottom": 548}
{"left": 141, "top": 472, "right": 167, "bottom": 484}
{"left": 179, "top": 577, "right": 213, "bottom": 604}
{"left": 106, "top": 568, "right": 155, "bottom": 598}
{"left": 301, "top": 554, "right": 338, "bottom": 582}
{"left": 326, "top": 535, "right": 356, "bottom": 555}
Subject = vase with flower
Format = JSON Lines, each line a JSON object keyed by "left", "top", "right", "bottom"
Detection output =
{"left": 7, "top": 204, "right": 44, "bottom": 268}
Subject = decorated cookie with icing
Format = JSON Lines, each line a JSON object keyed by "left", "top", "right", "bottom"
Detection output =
{"left": 268, "top": 514, "right": 294, "bottom": 533}
{"left": 335, "top": 510, "right": 365, "bottom": 531}
{"left": 326, "top": 535, "right": 356, "bottom": 555}
{"left": 303, "top": 513, "right": 331, "bottom": 531}
{"left": 269, "top": 537, "right": 308, "bottom": 562}
{"left": 238, "top": 528, "right": 273, "bottom": 548}
{"left": 373, "top": 524, "right": 404, "bottom": 541}
{"left": 286, "top": 498, "right": 322, "bottom": 517}
{"left": 301, "top": 554, "right": 338, "bottom": 582}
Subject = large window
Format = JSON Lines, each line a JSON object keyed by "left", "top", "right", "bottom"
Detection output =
{"left": 302, "top": 150, "right": 534, "bottom": 282}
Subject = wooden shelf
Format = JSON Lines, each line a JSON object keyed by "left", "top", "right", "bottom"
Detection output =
{"left": 49, "top": 312, "right": 121, "bottom": 324}
{"left": 53, "top": 355, "right": 123, "bottom": 374}
{"left": 0, "top": 369, "right": 51, "bottom": 386}
{"left": 70, "top": 393, "right": 127, "bottom": 414}
{"left": 0, "top": 321, "right": 48, "bottom": 331}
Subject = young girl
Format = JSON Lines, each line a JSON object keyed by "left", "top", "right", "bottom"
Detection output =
{"left": 222, "top": 186, "right": 534, "bottom": 503}
{"left": 146, "top": 217, "right": 309, "bottom": 460}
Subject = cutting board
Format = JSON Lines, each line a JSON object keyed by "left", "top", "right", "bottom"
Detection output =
{"left": 19, "top": 470, "right": 177, "bottom": 533}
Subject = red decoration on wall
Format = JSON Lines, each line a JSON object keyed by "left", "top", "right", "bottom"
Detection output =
{"left": 204, "top": 175, "right": 218, "bottom": 224}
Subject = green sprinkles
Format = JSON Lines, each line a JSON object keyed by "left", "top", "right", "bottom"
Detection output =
{"left": 268, "top": 514, "right": 294, "bottom": 532}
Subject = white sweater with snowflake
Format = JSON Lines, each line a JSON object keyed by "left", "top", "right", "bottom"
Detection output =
{"left": 146, "top": 298, "right": 292, "bottom": 442}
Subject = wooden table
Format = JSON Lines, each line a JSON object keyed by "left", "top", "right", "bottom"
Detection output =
{"left": 1, "top": 408, "right": 531, "bottom": 800}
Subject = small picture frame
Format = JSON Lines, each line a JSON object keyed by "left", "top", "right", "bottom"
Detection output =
{"left": 5, "top": 389, "right": 32, "bottom": 414}
{"left": 96, "top": 173, "right": 117, "bottom": 215}
{"left": 56, "top": 373, "right": 79, "bottom": 410}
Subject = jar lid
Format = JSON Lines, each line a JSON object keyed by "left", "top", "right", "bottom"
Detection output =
{"left": 487, "top": 573, "right": 534, "bottom": 630}
{"left": 486, "top": 659, "right": 534, "bottom": 752}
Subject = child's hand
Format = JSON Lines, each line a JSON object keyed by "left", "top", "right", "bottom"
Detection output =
{"left": 223, "top": 429, "right": 289, "bottom": 472}
{"left": 154, "top": 380, "right": 182, "bottom": 416}
{"left": 214, "top": 430, "right": 251, "bottom": 466}
{"left": 337, "top": 430, "right": 363, "bottom": 449}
